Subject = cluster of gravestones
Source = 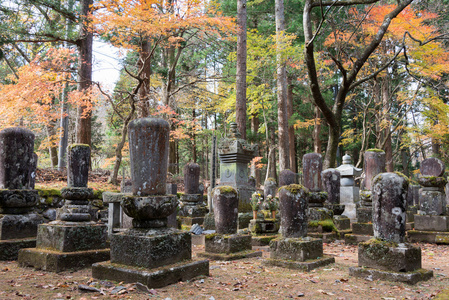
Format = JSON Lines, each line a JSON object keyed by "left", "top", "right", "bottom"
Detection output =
{"left": 1, "top": 121, "right": 445, "bottom": 288}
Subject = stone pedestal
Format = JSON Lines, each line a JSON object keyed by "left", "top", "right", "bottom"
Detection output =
{"left": 350, "top": 173, "right": 432, "bottom": 284}
{"left": 19, "top": 145, "right": 109, "bottom": 272}
{"left": 0, "top": 128, "right": 45, "bottom": 260}
{"left": 92, "top": 118, "right": 208, "bottom": 288}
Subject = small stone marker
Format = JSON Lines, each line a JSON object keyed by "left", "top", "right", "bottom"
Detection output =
{"left": 179, "top": 163, "right": 207, "bottom": 226}
{"left": 279, "top": 185, "right": 308, "bottom": 238}
{"left": 213, "top": 187, "right": 239, "bottom": 234}
{"left": 321, "top": 168, "right": 341, "bottom": 205}
{"left": 302, "top": 153, "right": 322, "bottom": 192}
{"left": 184, "top": 162, "right": 200, "bottom": 194}
{"left": 420, "top": 157, "right": 445, "bottom": 177}
{"left": 350, "top": 172, "right": 433, "bottom": 284}
{"left": 363, "top": 150, "right": 386, "bottom": 190}
{"left": 263, "top": 178, "right": 277, "bottom": 199}
{"left": 279, "top": 169, "right": 296, "bottom": 187}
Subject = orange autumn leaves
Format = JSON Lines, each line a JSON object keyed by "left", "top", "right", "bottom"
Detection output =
{"left": 0, "top": 48, "right": 99, "bottom": 130}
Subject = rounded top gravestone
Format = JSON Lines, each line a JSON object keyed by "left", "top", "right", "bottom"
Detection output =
{"left": 67, "top": 144, "right": 90, "bottom": 188}
{"left": 302, "top": 153, "right": 322, "bottom": 192}
{"left": 364, "top": 150, "right": 386, "bottom": 190}
{"left": 279, "top": 169, "right": 297, "bottom": 187}
{"left": 184, "top": 162, "right": 200, "bottom": 195}
{"left": 420, "top": 157, "right": 445, "bottom": 177}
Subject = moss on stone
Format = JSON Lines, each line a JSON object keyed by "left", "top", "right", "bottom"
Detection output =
{"left": 205, "top": 233, "right": 218, "bottom": 240}
{"left": 266, "top": 177, "right": 277, "bottom": 183}
{"left": 309, "top": 219, "right": 337, "bottom": 232}
{"left": 215, "top": 186, "right": 237, "bottom": 195}
{"left": 36, "top": 188, "right": 62, "bottom": 197}
{"left": 361, "top": 238, "right": 398, "bottom": 249}
{"left": 281, "top": 184, "right": 308, "bottom": 194}
{"left": 366, "top": 148, "right": 385, "bottom": 153}
{"left": 394, "top": 171, "right": 410, "bottom": 183}
{"left": 69, "top": 143, "right": 90, "bottom": 150}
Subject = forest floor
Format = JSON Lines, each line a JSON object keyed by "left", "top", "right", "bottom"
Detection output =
{"left": 0, "top": 242, "right": 448, "bottom": 300}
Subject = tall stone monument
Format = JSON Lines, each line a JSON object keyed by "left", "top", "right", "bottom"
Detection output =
{"left": 263, "top": 184, "right": 335, "bottom": 271}
{"left": 349, "top": 173, "right": 433, "bottom": 284}
{"left": 217, "top": 122, "right": 257, "bottom": 228}
{"left": 19, "top": 144, "right": 109, "bottom": 272}
{"left": 345, "top": 150, "right": 385, "bottom": 244}
{"left": 179, "top": 162, "right": 207, "bottom": 225}
{"left": 336, "top": 154, "right": 362, "bottom": 222}
{"left": 408, "top": 157, "right": 449, "bottom": 244}
{"left": 0, "top": 127, "right": 44, "bottom": 260}
{"left": 92, "top": 118, "right": 209, "bottom": 288}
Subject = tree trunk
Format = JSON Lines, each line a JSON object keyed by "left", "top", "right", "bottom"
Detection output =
{"left": 275, "top": 0, "right": 289, "bottom": 171}
{"left": 137, "top": 41, "right": 152, "bottom": 117}
{"left": 287, "top": 76, "right": 296, "bottom": 172}
{"left": 313, "top": 106, "right": 321, "bottom": 154}
{"left": 58, "top": 87, "right": 69, "bottom": 171}
{"left": 46, "top": 123, "right": 58, "bottom": 168}
{"left": 382, "top": 76, "right": 393, "bottom": 172}
{"left": 76, "top": 0, "right": 93, "bottom": 146}
{"left": 236, "top": 0, "right": 247, "bottom": 139}
{"left": 266, "top": 126, "right": 278, "bottom": 181}
{"left": 192, "top": 109, "right": 197, "bottom": 162}
{"left": 250, "top": 113, "right": 261, "bottom": 186}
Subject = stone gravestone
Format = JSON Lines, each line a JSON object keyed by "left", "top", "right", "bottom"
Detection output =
{"left": 217, "top": 122, "right": 258, "bottom": 229}
{"left": 178, "top": 162, "right": 207, "bottom": 225}
{"left": 336, "top": 154, "right": 362, "bottom": 222}
{"left": 92, "top": 118, "right": 209, "bottom": 288}
{"left": 349, "top": 173, "right": 433, "bottom": 284}
{"left": 279, "top": 169, "right": 296, "bottom": 187}
{"left": 322, "top": 168, "right": 350, "bottom": 232}
{"left": 19, "top": 145, "right": 109, "bottom": 272}
{"left": 263, "top": 178, "right": 277, "bottom": 199}
{"left": 199, "top": 186, "right": 262, "bottom": 260}
{"left": 263, "top": 184, "right": 335, "bottom": 271}
{"left": 345, "top": 150, "right": 385, "bottom": 245}
{"left": 0, "top": 127, "right": 44, "bottom": 260}
{"left": 408, "top": 157, "right": 449, "bottom": 244}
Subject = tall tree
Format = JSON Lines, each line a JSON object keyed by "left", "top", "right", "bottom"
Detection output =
{"left": 236, "top": 0, "right": 247, "bottom": 139}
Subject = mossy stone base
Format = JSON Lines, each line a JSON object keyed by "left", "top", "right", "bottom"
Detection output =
{"left": 251, "top": 234, "right": 279, "bottom": 246}
{"left": 344, "top": 234, "right": 373, "bottom": 245}
{"left": 263, "top": 256, "right": 335, "bottom": 272}
{"left": 407, "top": 230, "right": 449, "bottom": 244}
{"left": 198, "top": 249, "right": 262, "bottom": 261}
{"left": 270, "top": 237, "right": 323, "bottom": 262}
{"left": 238, "top": 212, "right": 253, "bottom": 230}
{"left": 249, "top": 219, "right": 280, "bottom": 234}
{"left": 333, "top": 215, "right": 351, "bottom": 231}
{"left": 179, "top": 216, "right": 204, "bottom": 226}
{"left": 308, "top": 232, "right": 338, "bottom": 243}
{"left": 349, "top": 267, "right": 433, "bottom": 285}
{"left": 18, "top": 248, "right": 110, "bottom": 273}
{"left": 308, "top": 207, "right": 333, "bottom": 221}
{"left": 205, "top": 234, "right": 252, "bottom": 254}
{"left": 0, "top": 213, "right": 44, "bottom": 240}
{"left": 0, "top": 238, "right": 36, "bottom": 260}
{"left": 352, "top": 222, "right": 374, "bottom": 235}
{"left": 358, "top": 239, "right": 421, "bottom": 272}
{"left": 36, "top": 222, "right": 107, "bottom": 252}
{"left": 414, "top": 215, "right": 449, "bottom": 232}
{"left": 92, "top": 259, "right": 209, "bottom": 289}
{"left": 203, "top": 213, "right": 215, "bottom": 230}
{"left": 356, "top": 207, "right": 372, "bottom": 223}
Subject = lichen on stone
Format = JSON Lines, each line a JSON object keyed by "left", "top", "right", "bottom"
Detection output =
{"left": 281, "top": 184, "right": 308, "bottom": 194}
{"left": 366, "top": 148, "right": 385, "bottom": 153}
{"left": 215, "top": 186, "right": 237, "bottom": 195}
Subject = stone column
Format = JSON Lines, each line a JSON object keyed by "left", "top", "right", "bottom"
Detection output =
{"left": 213, "top": 187, "right": 239, "bottom": 234}
{"left": 302, "top": 153, "right": 322, "bottom": 192}
{"left": 279, "top": 169, "right": 296, "bottom": 187}
{"left": 179, "top": 162, "right": 207, "bottom": 225}
{"left": 278, "top": 185, "right": 309, "bottom": 238}
{"left": 0, "top": 128, "right": 44, "bottom": 260}
{"left": 336, "top": 154, "right": 362, "bottom": 222}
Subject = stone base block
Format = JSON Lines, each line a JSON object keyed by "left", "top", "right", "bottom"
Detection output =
{"left": 414, "top": 215, "right": 449, "bottom": 231}
{"left": 352, "top": 222, "right": 373, "bottom": 235}
{"left": 308, "top": 232, "right": 338, "bottom": 243}
{"left": 238, "top": 213, "right": 252, "bottom": 230}
{"left": 263, "top": 256, "right": 335, "bottom": 272}
{"left": 37, "top": 222, "right": 108, "bottom": 252}
{"left": 270, "top": 237, "right": 323, "bottom": 261}
{"left": 0, "top": 213, "right": 44, "bottom": 240}
{"left": 356, "top": 207, "right": 372, "bottom": 223}
{"left": 333, "top": 215, "right": 351, "bottom": 231}
{"left": 0, "top": 238, "right": 36, "bottom": 261}
{"left": 406, "top": 222, "right": 414, "bottom": 231}
{"left": 179, "top": 216, "right": 204, "bottom": 226}
{"left": 344, "top": 234, "right": 372, "bottom": 245}
{"left": 111, "top": 228, "right": 191, "bottom": 269}
{"left": 179, "top": 203, "right": 207, "bottom": 218}
{"left": 18, "top": 248, "right": 110, "bottom": 273}
{"left": 92, "top": 259, "right": 209, "bottom": 289}
{"left": 203, "top": 213, "right": 215, "bottom": 230}
{"left": 198, "top": 250, "right": 262, "bottom": 261}
{"left": 191, "top": 234, "right": 205, "bottom": 245}
{"left": 251, "top": 235, "right": 278, "bottom": 246}
{"left": 407, "top": 230, "right": 449, "bottom": 244}
{"left": 349, "top": 267, "right": 433, "bottom": 285}
{"left": 358, "top": 239, "right": 421, "bottom": 272}
{"left": 205, "top": 234, "right": 252, "bottom": 254}
{"left": 180, "top": 194, "right": 203, "bottom": 203}
{"left": 249, "top": 219, "right": 279, "bottom": 234}
{"left": 337, "top": 229, "right": 352, "bottom": 239}
{"left": 308, "top": 208, "right": 333, "bottom": 221}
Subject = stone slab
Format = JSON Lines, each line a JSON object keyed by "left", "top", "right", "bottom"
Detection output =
{"left": 0, "top": 213, "right": 44, "bottom": 240}
{"left": 344, "top": 234, "right": 373, "bottom": 245}
{"left": 407, "top": 230, "right": 449, "bottom": 244}
{"left": 358, "top": 240, "right": 421, "bottom": 272}
{"left": 308, "top": 232, "right": 338, "bottom": 243}
{"left": 179, "top": 216, "right": 204, "bottom": 226}
{"left": 356, "top": 207, "right": 372, "bottom": 223}
{"left": 205, "top": 234, "right": 252, "bottom": 254}
{"left": 92, "top": 259, "right": 209, "bottom": 289}
{"left": 352, "top": 223, "right": 374, "bottom": 235}
{"left": 37, "top": 222, "right": 107, "bottom": 252}
{"left": 251, "top": 235, "right": 278, "bottom": 246}
{"left": 198, "top": 250, "right": 262, "bottom": 261}
{"left": 270, "top": 237, "right": 323, "bottom": 262}
{"left": 111, "top": 229, "right": 191, "bottom": 269}
{"left": 18, "top": 248, "right": 110, "bottom": 273}
{"left": 349, "top": 267, "right": 433, "bottom": 285}
{"left": 249, "top": 219, "right": 279, "bottom": 234}
{"left": 414, "top": 215, "right": 449, "bottom": 232}
{"left": 191, "top": 234, "right": 205, "bottom": 246}
{"left": 0, "top": 238, "right": 36, "bottom": 261}
{"left": 308, "top": 207, "right": 333, "bottom": 221}
{"left": 263, "top": 256, "right": 335, "bottom": 272}
{"left": 334, "top": 215, "right": 351, "bottom": 231}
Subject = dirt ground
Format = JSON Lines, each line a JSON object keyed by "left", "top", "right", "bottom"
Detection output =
{"left": 1, "top": 241, "right": 448, "bottom": 300}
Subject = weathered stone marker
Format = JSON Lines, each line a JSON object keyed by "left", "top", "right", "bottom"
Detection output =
{"left": 0, "top": 127, "right": 44, "bottom": 260}
{"left": 336, "top": 154, "right": 362, "bottom": 222}
{"left": 345, "top": 150, "right": 385, "bottom": 245}
{"left": 199, "top": 186, "right": 262, "bottom": 260}
{"left": 408, "top": 157, "right": 449, "bottom": 244}
{"left": 19, "top": 144, "right": 109, "bottom": 272}
{"left": 322, "top": 168, "right": 350, "bottom": 231}
{"left": 279, "top": 169, "right": 296, "bottom": 187}
{"left": 92, "top": 118, "right": 209, "bottom": 288}
{"left": 263, "top": 178, "right": 277, "bottom": 199}
{"left": 263, "top": 184, "right": 335, "bottom": 271}
{"left": 349, "top": 172, "right": 433, "bottom": 284}
{"left": 178, "top": 162, "right": 207, "bottom": 225}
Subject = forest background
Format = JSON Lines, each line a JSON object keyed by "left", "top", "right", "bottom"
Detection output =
{"left": 0, "top": 0, "right": 448, "bottom": 187}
